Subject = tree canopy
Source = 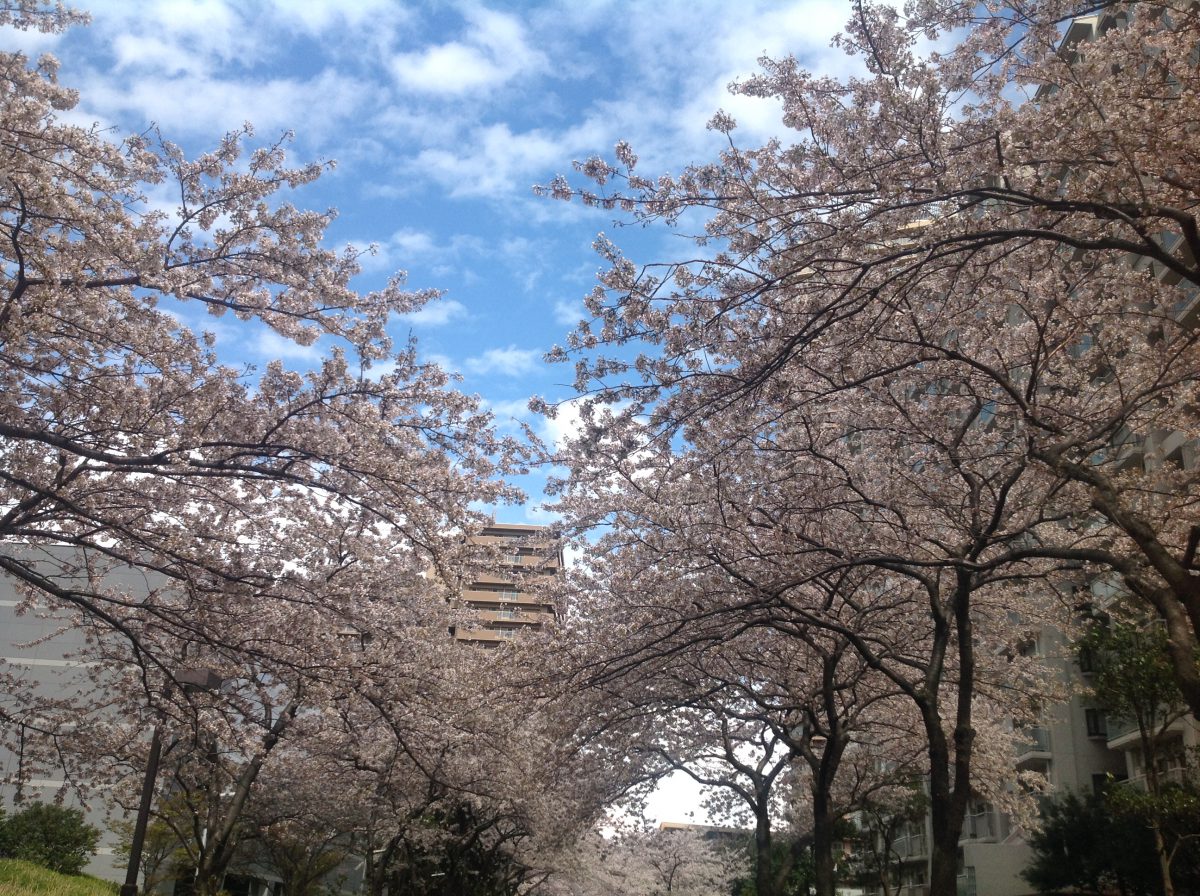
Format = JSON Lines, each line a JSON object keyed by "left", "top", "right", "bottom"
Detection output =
{"left": 541, "top": 2, "right": 1200, "bottom": 895}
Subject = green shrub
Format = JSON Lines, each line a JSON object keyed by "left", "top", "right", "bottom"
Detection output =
{"left": 0, "top": 804, "right": 100, "bottom": 876}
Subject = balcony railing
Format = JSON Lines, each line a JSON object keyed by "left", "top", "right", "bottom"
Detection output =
{"left": 1120, "top": 766, "right": 1192, "bottom": 792}
{"left": 1106, "top": 714, "right": 1140, "bottom": 743}
{"left": 1104, "top": 712, "right": 1187, "bottom": 746}
{"left": 888, "top": 834, "right": 928, "bottom": 859}
{"left": 961, "top": 809, "right": 1008, "bottom": 842}
{"left": 1015, "top": 726, "right": 1051, "bottom": 757}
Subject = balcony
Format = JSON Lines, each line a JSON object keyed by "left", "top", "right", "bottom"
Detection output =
{"left": 1104, "top": 713, "right": 1190, "bottom": 751}
{"left": 1015, "top": 726, "right": 1052, "bottom": 763}
{"left": 452, "top": 626, "right": 522, "bottom": 643}
{"left": 462, "top": 588, "right": 552, "bottom": 608}
{"left": 1105, "top": 714, "right": 1140, "bottom": 748}
{"left": 961, "top": 808, "right": 1008, "bottom": 842}
{"left": 891, "top": 833, "right": 928, "bottom": 859}
{"left": 1015, "top": 725, "right": 1050, "bottom": 754}
{"left": 474, "top": 607, "right": 553, "bottom": 625}
{"left": 1120, "top": 766, "right": 1193, "bottom": 792}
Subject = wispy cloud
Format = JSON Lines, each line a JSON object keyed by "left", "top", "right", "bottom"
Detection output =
{"left": 106, "top": 0, "right": 254, "bottom": 75}
{"left": 403, "top": 298, "right": 468, "bottom": 327}
{"left": 552, "top": 299, "right": 584, "bottom": 327}
{"left": 0, "top": 20, "right": 66, "bottom": 54}
{"left": 485, "top": 397, "right": 537, "bottom": 423}
{"left": 536, "top": 396, "right": 586, "bottom": 451}
{"left": 386, "top": 228, "right": 440, "bottom": 258}
{"left": 251, "top": 329, "right": 328, "bottom": 366}
{"left": 77, "top": 67, "right": 368, "bottom": 141}
{"left": 266, "top": 0, "right": 403, "bottom": 35}
{"left": 465, "top": 345, "right": 541, "bottom": 377}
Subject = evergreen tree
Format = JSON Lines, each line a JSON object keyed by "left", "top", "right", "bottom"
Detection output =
{"left": 0, "top": 803, "right": 100, "bottom": 876}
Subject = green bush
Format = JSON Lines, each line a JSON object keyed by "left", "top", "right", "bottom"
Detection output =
{"left": 1022, "top": 790, "right": 1158, "bottom": 895}
{"left": 0, "top": 804, "right": 100, "bottom": 876}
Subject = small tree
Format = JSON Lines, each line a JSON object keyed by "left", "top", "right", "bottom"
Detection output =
{"left": 255, "top": 822, "right": 347, "bottom": 896}
{"left": 0, "top": 803, "right": 100, "bottom": 875}
{"left": 1080, "top": 614, "right": 1197, "bottom": 896}
{"left": 847, "top": 789, "right": 928, "bottom": 896}
{"left": 729, "top": 834, "right": 816, "bottom": 896}
{"left": 111, "top": 794, "right": 196, "bottom": 894}
{"left": 1022, "top": 790, "right": 1159, "bottom": 896}
{"left": 553, "top": 826, "right": 747, "bottom": 896}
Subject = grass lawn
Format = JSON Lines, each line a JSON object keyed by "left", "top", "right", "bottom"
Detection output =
{"left": 0, "top": 860, "right": 117, "bottom": 896}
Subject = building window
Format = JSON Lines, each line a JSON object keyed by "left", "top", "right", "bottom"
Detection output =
{"left": 1078, "top": 646, "right": 1095, "bottom": 674}
{"left": 1085, "top": 708, "right": 1107, "bottom": 738}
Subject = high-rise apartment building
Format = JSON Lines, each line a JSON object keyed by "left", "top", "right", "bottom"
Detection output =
{"left": 0, "top": 552, "right": 139, "bottom": 882}
{"left": 450, "top": 523, "right": 562, "bottom": 645}
{"left": 857, "top": 622, "right": 1200, "bottom": 896}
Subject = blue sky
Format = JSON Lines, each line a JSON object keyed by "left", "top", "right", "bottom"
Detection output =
{"left": 7, "top": 0, "right": 857, "bottom": 524}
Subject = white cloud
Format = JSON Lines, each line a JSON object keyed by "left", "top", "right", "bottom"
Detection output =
{"left": 408, "top": 118, "right": 605, "bottom": 199}
{"left": 98, "top": 0, "right": 252, "bottom": 75}
{"left": 537, "top": 396, "right": 586, "bottom": 451}
{"left": 0, "top": 21, "right": 64, "bottom": 55}
{"left": 266, "top": 0, "right": 402, "bottom": 34}
{"left": 422, "top": 351, "right": 456, "bottom": 373}
{"left": 465, "top": 345, "right": 541, "bottom": 377}
{"left": 393, "top": 41, "right": 499, "bottom": 94}
{"left": 402, "top": 298, "right": 468, "bottom": 327}
{"left": 387, "top": 228, "right": 440, "bottom": 258}
{"left": 552, "top": 299, "right": 585, "bottom": 327}
{"left": 250, "top": 329, "right": 328, "bottom": 366}
{"left": 484, "top": 397, "right": 537, "bottom": 422}
{"left": 77, "top": 67, "right": 368, "bottom": 141}
{"left": 356, "top": 229, "right": 491, "bottom": 279}
{"left": 390, "top": 5, "right": 545, "bottom": 96}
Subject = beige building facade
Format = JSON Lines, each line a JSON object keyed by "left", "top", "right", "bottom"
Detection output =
{"left": 450, "top": 523, "right": 562, "bottom": 645}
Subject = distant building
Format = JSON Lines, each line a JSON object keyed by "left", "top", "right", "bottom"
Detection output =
{"left": 657, "top": 821, "right": 747, "bottom": 843}
{"left": 0, "top": 551, "right": 142, "bottom": 882}
{"left": 450, "top": 523, "right": 562, "bottom": 645}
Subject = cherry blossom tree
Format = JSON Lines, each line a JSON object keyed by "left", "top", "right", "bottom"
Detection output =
{"left": 554, "top": 554, "right": 924, "bottom": 896}
{"left": 547, "top": 826, "right": 746, "bottom": 896}
{"left": 0, "top": 1, "right": 519, "bottom": 722}
{"left": 0, "top": 8, "right": 534, "bottom": 865}
{"left": 0, "top": 11, "right": 553, "bottom": 896}
{"left": 243, "top": 635, "right": 629, "bottom": 896}
{"left": 533, "top": 4, "right": 1190, "bottom": 895}
{"left": 545, "top": 417, "right": 1062, "bottom": 896}
{"left": 542, "top": 0, "right": 1200, "bottom": 719}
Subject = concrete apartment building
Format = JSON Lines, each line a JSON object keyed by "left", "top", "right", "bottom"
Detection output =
{"left": 857, "top": 629, "right": 1129, "bottom": 896}
{"left": 450, "top": 522, "right": 562, "bottom": 646}
{"left": 859, "top": 624, "right": 1200, "bottom": 896}
{"left": 0, "top": 555, "right": 135, "bottom": 881}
